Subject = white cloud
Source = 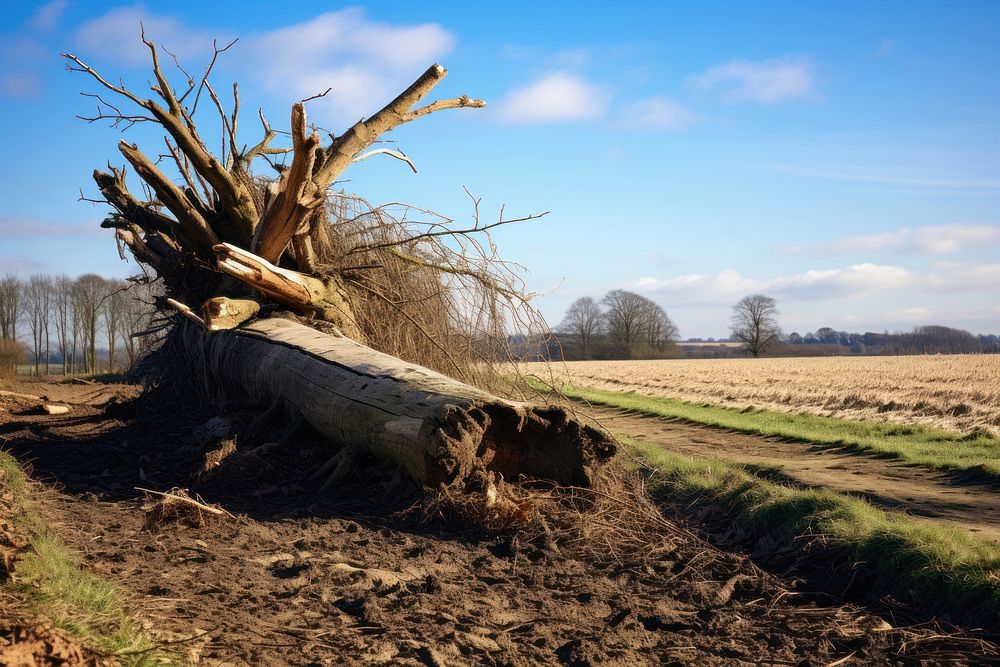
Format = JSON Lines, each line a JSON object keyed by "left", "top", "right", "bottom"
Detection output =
{"left": 246, "top": 9, "right": 454, "bottom": 122}
{"left": 886, "top": 306, "right": 930, "bottom": 321}
{"left": 0, "top": 33, "right": 47, "bottom": 99}
{"left": 633, "top": 263, "right": 914, "bottom": 304}
{"left": 495, "top": 72, "right": 610, "bottom": 123}
{"left": 620, "top": 96, "right": 696, "bottom": 130}
{"left": 927, "top": 262, "right": 1000, "bottom": 291}
{"left": 692, "top": 56, "right": 815, "bottom": 104}
{"left": 0, "top": 215, "right": 104, "bottom": 238}
{"left": 75, "top": 5, "right": 217, "bottom": 64}
{"left": 0, "top": 255, "right": 47, "bottom": 277}
{"left": 27, "top": 0, "right": 69, "bottom": 32}
{"left": 72, "top": 7, "right": 455, "bottom": 124}
{"left": 0, "top": 70, "right": 42, "bottom": 98}
{"left": 790, "top": 224, "right": 1000, "bottom": 255}
{"left": 773, "top": 163, "right": 1000, "bottom": 190}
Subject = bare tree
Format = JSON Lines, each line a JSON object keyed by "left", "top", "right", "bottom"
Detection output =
{"left": 0, "top": 275, "right": 21, "bottom": 342}
{"left": 558, "top": 297, "right": 603, "bottom": 358}
{"left": 601, "top": 290, "right": 679, "bottom": 358}
{"left": 102, "top": 279, "right": 128, "bottom": 372}
{"left": 638, "top": 300, "right": 679, "bottom": 354}
{"left": 52, "top": 275, "right": 74, "bottom": 374}
{"left": 74, "top": 274, "right": 106, "bottom": 373}
{"left": 601, "top": 290, "right": 648, "bottom": 357}
{"left": 118, "top": 279, "right": 157, "bottom": 371}
{"left": 23, "top": 275, "right": 52, "bottom": 376}
{"left": 731, "top": 294, "right": 782, "bottom": 357}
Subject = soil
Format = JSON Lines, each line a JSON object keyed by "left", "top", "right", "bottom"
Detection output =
{"left": 586, "top": 406, "right": 1000, "bottom": 542}
{"left": 0, "top": 378, "right": 996, "bottom": 665}
{"left": 0, "top": 616, "right": 109, "bottom": 667}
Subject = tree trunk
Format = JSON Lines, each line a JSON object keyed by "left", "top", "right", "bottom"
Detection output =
{"left": 185, "top": 318, "right": 615, "bottom": 488}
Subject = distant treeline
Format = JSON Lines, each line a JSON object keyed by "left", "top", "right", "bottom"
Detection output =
{"left": 783, "top": 325, "right": 997, "bottom": 355}
{"left": 0, "top": 273, "right": 158, "bottom": 376}
{"left": 551, "top": 325, "right": 999, "bottom": 361}
{"left": 679, "top": 325, "right": 998, "bottom": 359}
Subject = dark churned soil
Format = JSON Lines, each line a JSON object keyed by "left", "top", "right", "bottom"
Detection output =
{"left": 0, "top": 378, "right": 994, "bottom": 665}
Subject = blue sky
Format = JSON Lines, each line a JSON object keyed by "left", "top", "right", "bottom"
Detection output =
{"left": 1, "top": 1, "right": 998, "bottom": 338}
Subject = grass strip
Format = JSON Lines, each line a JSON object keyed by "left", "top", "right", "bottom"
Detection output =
{"left": 0, "top": 451, "right": 175, "bottom": 666}
{"left": 545, "top": 381, "right": 1000, "bottom": 480}
{"left": 621, "top": 434, "right": 1000, "bottom": 630}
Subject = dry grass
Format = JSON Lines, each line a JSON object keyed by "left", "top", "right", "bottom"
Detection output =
{"left": 525, "top": 355, "right": 1000, "bottom": 435}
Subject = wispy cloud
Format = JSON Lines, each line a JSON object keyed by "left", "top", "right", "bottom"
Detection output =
{"left": 0, "top": 255, "right": 48, "bottom": 277}
{"left": 620, "top": 96, "right": 696, "bottom": 130}
{"left": 495, "top": 72, "right": 610, "bottom": 123}
{"left": 691, "top": 56, "right": 815, "bottom": 104}
{"left": 75, "top": 5, "right": 217, "bottom": 64}
{"left": 876, "top": 38, "right": 895, "bottom": 58}
{"left": 772, "top": 163, "right": 1000, "bottom": 190}
{"left": 27, "top": 0, "right": 69, "bottom": 32}
{"left": 246, "top": 9, "right": 454, "bottom": 121}
{"left": 785, "top": 224, "right": 1000, "bottom": 255}
{"left": 0, "top": 215, "right": 104, "bottom": 239}
{"left": 0, "top": 2, "right": 67, "bottom": 100}
{"left": 886, "top": 306, "right": 930, "bottom": 321}
{"left": 927, "top": 262, "right": 1000, "bottom": 291}
{"left": 633, "top": 263, "right": 913, "bottom": 304}
{"left": 73, "top": 7, "right": 455, "bottom": 124}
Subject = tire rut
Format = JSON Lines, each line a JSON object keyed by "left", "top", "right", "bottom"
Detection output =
{"left": 588, "top": 405, "right": 1000, "bottom": 542}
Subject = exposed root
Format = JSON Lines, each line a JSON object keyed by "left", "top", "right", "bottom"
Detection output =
{"left": 317, "top": 448, "right": 357, "bottom": 495}
{"left": 404, "top": 473, "right": 537, "bottom": 532}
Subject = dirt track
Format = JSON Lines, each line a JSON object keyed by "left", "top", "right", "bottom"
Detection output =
{"left": 0, "top": 379, "right": 995, "bottom": 665}
{"left": 587, "top": 406, "right": 1000, "bottom": 542}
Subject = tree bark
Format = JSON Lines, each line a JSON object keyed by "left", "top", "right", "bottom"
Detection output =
{"left": 184, "top": 318, "right": 616, "bottom": 488}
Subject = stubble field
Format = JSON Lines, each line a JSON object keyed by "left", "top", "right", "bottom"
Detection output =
{"left": 525, "top": 354, "right": 1000, "bottom": 435}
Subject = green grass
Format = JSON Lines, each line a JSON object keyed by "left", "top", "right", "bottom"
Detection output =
{"left": 0, "top": 451, "right": 176, "bottom": 665}
{"left": 621, "top": 435, "right": 1000, "bottom": 628}
{"left": 545, "top": 381, "right": 1000, "bottom": 480}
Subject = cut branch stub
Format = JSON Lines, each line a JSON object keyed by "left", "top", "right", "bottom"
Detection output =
{"left": 250, "top": 102, "right": 323, "bottom": 264}
{"left": 201, "top": 297, "right": 261, "bottom": 331}
{"left": 213, "top": 243, "right": 365, "bottom": 341}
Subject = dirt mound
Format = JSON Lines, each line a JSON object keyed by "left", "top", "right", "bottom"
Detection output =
{"left": 2, "top": 380, "right": 997, "bottom": 664}
{"left": 0, "top": 618, "right": 108, "bottom": 667}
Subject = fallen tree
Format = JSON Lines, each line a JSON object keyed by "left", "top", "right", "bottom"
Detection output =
{"left": 65, "top": 32, "right": 615, "bottom": 491}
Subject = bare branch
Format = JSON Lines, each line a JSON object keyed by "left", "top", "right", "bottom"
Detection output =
{"left": 62, "top": 52, "right": 145, "bottom": 107}
{"left": 300, "top": 87, "right": 332, "bottom": 104}
{"left": 166, "top": 298, "right": 207, "bottom": 328}
{"left": 352, "top": 148, "right": 417, "bottom": 173}
{"left": 405, "top": 95, "right": 487, "bottom": 122}
{"left": 314, "top": 63, "right": 483, "bottom": 190}
{"left": 189, "top": 37, "right": 239, "bottom": 117}
{"left": 117, "top": 141, "right": 219, "bottom": 253}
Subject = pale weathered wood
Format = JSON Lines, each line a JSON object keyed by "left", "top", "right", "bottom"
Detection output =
{"left": 213, "top": 243, "right": 365, "bottom": 341}
{"left": 250, "top": 103, "right": 323, "bottom": 264}
{"left": 201, "top": 297, "right": 261, "bottom": 331}
{"left": 188, "top": 318, "right": 615, "bottom": 487}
